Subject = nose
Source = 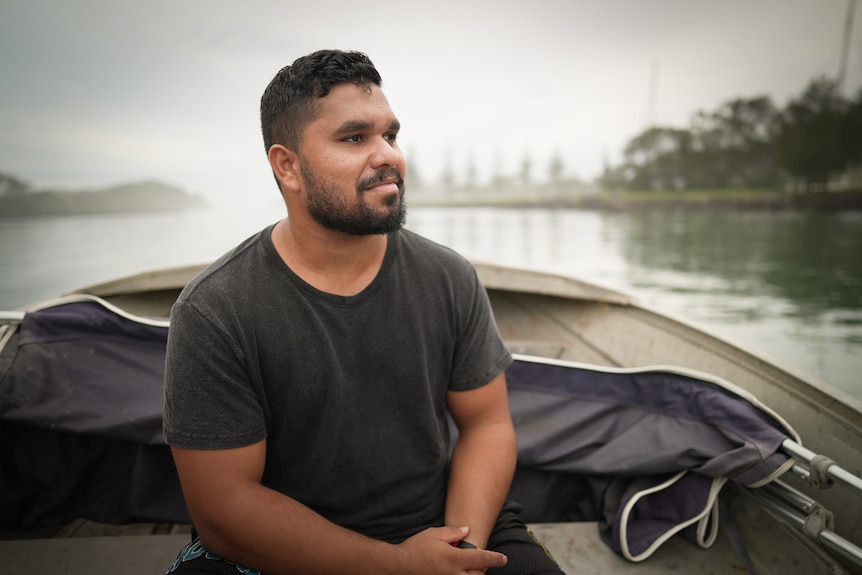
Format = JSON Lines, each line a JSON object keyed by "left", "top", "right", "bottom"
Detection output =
{"left": 370, "top": 135, "right": 403, "bottom": 169}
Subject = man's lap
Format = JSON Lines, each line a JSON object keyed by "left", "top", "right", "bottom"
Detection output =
{"left": 165, "top": 504, "right": 563, "bottom": 575}
{"left": 486, "top": 505, "right": 564, "bottom": 575}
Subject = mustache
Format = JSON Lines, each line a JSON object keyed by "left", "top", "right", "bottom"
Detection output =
{"left": 359, "top": 167, "right": 404, "bottom": 192}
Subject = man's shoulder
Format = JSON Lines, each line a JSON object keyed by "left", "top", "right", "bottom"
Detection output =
{"left": 179, "top": 226, "right": 272, "bottom": 305}
{"left": 392, "top": 229, "right": 481, "bottom": 295}
{"left": 396, "top": 228, "right": 472, "bottom": 269}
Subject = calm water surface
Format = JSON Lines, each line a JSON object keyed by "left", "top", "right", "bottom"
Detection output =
{"left": 2, "top": 203, "right": 860, "bottom": 401}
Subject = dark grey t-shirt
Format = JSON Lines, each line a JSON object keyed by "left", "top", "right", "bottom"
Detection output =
{"left": 163, "top": 226, "right": 511, "bottom": 542}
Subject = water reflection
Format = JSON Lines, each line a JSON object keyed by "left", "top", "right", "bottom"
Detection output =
{"left": 409, "top": 207, "right": 619, "bottom": 283}
{"left": 407, "top": 206, "right": 862, "bottom": 398}
{"left": 608, "top": 210, "right": 862, "bottom": 316}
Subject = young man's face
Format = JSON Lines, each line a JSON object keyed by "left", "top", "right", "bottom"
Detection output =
{"left": 296, "top": 82, "right": 407, "bottom": 235}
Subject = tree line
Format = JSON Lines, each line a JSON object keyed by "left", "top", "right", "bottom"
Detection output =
{"left": 600, "top": 77, "right": 862, "bottom": 193}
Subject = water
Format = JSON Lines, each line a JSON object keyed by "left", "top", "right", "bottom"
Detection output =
{"left": 2, "top": 203, "right": 860, "bottom": 401}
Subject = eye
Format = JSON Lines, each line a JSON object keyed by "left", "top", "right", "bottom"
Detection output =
{"left": 384, "top": 132, "right": 398, "bottom": 142}
{"left": 343, "top": 134, "right": 363, "bottom": 143}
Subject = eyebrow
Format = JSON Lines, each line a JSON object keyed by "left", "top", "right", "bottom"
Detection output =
{"left": 334, "top": 118, "right": 401, "bottom": 134}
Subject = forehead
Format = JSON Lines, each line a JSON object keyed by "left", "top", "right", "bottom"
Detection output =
{"left": 308, "top": 83, "right": 396, "bottom": 131}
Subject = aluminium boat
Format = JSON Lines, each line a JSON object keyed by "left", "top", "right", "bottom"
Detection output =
{"left": 1, "top": 261, "right": 860, "bottom": 574}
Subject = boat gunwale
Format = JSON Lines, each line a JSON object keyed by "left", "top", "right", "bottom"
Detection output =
{"left": 37, "top": 260, "right": 862, "bottom": 420}
{"left": 478, "top": 262, "right": 862, "bottom": 420}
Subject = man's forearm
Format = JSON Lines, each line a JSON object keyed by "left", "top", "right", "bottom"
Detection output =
{"left": 444, "top": 420, "right": 518, "bottom": 547}
{"left": 173, "top": 441, "right": 508, "bottom": 575}
{"left": 194, "top": 483, "right": 507, "bottom": 575}
{"left": 194, "top": 483, "right": 398, "bottom": 575}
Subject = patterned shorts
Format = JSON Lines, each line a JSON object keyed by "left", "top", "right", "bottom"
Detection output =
{"left": 165, "top": 538, "right": 262, "bottom": 575}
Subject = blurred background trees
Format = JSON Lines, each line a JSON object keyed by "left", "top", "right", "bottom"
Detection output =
{"left": 600, "top": 77, "right": 862, "bottom": 193}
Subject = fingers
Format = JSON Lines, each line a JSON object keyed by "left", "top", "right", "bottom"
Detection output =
{"left": 401, "top": 526, "right": 507, "bottom": 574}
{"left": 460, "top": 549, "right": 508, "bottom": 575}
{"left": 447, "top": 526, "right": 507, "bottom": 572}
{"left": 425, "top": 525, "right": 471, "bottom": 546}
{"left": 455, "top": 542, "right": 507, "bottom": 572}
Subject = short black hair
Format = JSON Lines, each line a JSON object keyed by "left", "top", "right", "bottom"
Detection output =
{"left": 260, "top": 49, "right": 383, "bottom": 153}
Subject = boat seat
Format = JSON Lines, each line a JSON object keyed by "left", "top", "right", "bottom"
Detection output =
{"left": 0, "top": 533, "right": 190, "bottom": 575}
{"left": 0, "top": 522, "right": 752, "bottom": 575}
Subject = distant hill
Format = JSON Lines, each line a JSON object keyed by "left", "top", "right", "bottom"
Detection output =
{"left": 0, "top": 172, "right": 206, "bottom": 216}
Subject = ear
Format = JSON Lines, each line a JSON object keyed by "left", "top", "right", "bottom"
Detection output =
{"left": 268, "top": 144, "right": 301, "bottom": 193}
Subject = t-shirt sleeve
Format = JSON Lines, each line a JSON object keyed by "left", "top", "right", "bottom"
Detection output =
{"left": 447, "top": 266, "right": 512, "bottom": 392}
{"left": 163, "top": 299, "right": 267, "bottom": 450}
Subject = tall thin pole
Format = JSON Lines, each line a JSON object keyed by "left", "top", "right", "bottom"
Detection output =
{"left": 837, "top": 0, "right": 857, "bottom": 94}
{"left": 648, "top": 59, "right": 659, "bottom": 128}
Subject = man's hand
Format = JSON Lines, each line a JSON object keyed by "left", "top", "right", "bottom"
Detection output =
{"left": 395, "top": 526, "right": 507, "bottom": 575}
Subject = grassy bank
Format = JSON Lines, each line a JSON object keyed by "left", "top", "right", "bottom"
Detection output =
{"left": 573, "top": 188, "right": 862, "bottom": 210}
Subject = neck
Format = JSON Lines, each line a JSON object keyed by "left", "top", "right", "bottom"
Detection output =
{"left": 271, "top": 217, "right": 389, "bottom": 296}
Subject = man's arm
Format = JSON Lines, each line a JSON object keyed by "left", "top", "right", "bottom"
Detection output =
{"left": 445, "top": 371, "right": 518, "bottom": 549}
{"left": 171, "top": 440, "right": 507, "bottom": 575}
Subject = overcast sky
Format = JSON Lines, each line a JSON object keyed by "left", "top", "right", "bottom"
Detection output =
{"left": 1, "top": 0, "right": 859, "bottom": 205}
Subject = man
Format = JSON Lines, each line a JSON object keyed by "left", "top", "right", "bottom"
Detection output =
{"left": 163, "top": 49, "right": 563, "bottom": 575}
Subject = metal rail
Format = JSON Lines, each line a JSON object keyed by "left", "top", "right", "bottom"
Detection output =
{"left": 0, "top": 312, "right": 25, "bottom": 355}
{"left": 748, "top": 479, "right": 862, "bottom": 571}
{"left": 0, "top": 311, "right": 25, "bottom": 323}
{"left": 782, "top": 439, "right": 862, "bottom": 498}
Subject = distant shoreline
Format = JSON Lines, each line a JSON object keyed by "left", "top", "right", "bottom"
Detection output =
{"left": 412, "top": 189, "right": 862, "bottom": 211}
{"left": 0, "top": 180, "right": 205, "bottom": 217}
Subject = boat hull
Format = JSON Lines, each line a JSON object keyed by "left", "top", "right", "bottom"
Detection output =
{"left": 3, "top": 261, "right": 858, "bottom": 574}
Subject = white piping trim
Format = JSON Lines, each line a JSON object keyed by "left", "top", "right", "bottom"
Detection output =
{"left": 22, "top": 293, "right": 170, "bottom": 328}
{"left": 696, "top": 477, "right": 725, "bottom": 548}
{"left": 619, "top": 472, "right": 727, "bottom": 562}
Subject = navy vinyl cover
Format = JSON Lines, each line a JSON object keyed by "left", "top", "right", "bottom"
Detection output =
{"left": 0, "top": 299, "right": 188, "bottom": 528}
{"left": 504, "top": 357, "right": 797, "bottom": 560}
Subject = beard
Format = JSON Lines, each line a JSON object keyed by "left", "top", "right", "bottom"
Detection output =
{"left": 303, "top": 165, "right": 407, "bottom": 236}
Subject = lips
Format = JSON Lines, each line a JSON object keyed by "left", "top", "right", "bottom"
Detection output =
{"left": 365, "top": 178, "right": 401, "bottom": 193}
{"left": 360, "top": 169, "right": 403, "bottom": 194}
